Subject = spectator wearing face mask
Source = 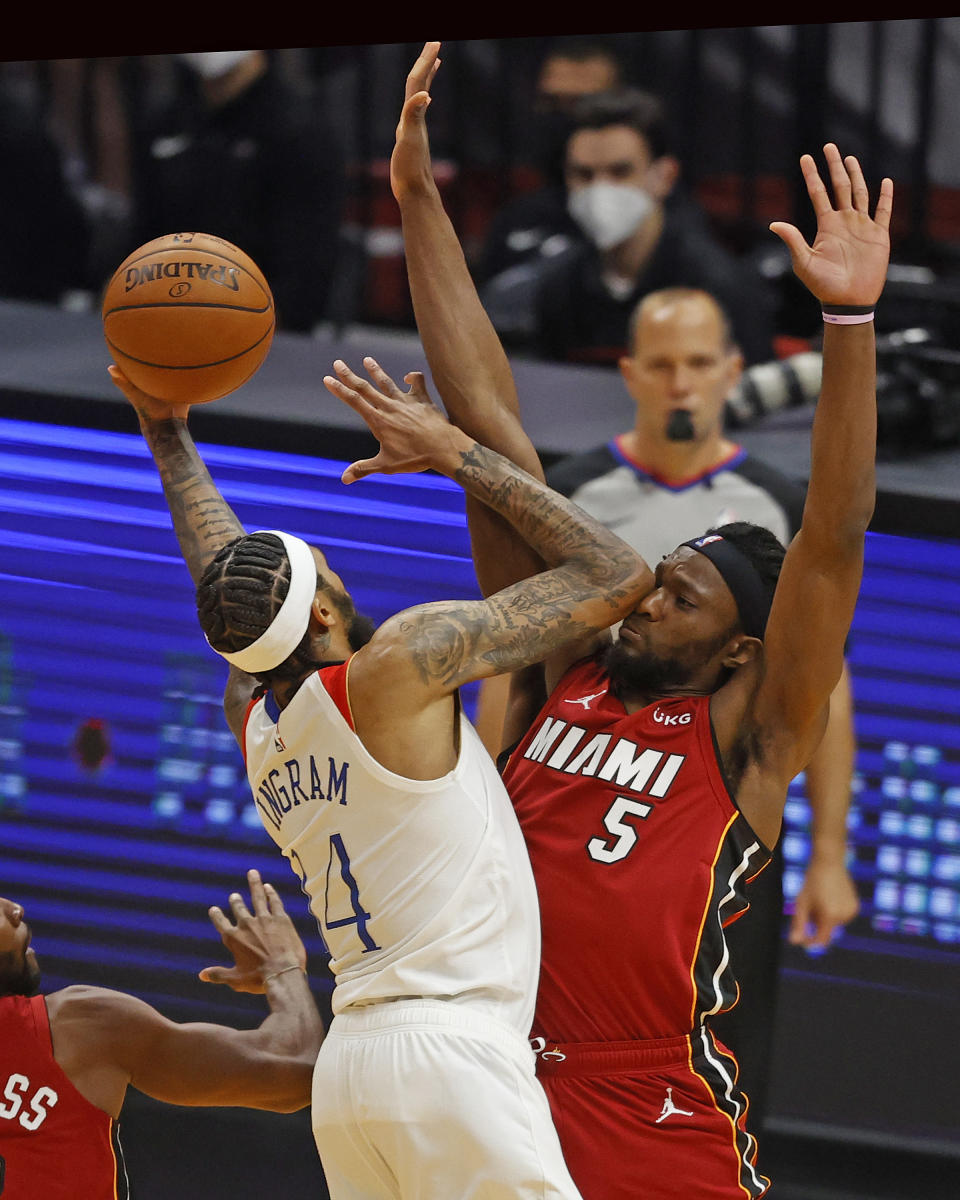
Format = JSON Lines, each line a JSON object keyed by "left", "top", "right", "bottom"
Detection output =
{"left": 478, "top": 87, "right": 776, "bottom": 367}
{"left": 128, "top": 49, "right": 346, "bottom": 334}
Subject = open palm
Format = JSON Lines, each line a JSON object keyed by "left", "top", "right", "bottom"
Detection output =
{"left": 770, "top": 143, "right": 893, "bottom": 306}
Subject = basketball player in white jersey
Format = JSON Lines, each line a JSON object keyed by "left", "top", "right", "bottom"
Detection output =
{"left": 108, "top": 355, "right": 652, "bottom": 1198}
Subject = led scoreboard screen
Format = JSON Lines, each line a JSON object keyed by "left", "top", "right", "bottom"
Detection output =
{"left": 1, "top": 416, "right": 958, "bottom": 1152}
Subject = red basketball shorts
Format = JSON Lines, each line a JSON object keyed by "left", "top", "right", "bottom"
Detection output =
{"left": 533, "top": 1026, "right": 771, "bottom": 1199}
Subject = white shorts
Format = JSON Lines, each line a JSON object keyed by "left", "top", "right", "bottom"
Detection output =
{"left": 311, "top": 999, "right": 582, "bottom": 1199}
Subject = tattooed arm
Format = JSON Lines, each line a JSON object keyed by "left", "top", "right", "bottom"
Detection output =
{"left": 108, "top": 368, "right": 257, "bottom": 736}
{"left": 324, "top": 359, "right": 651, "bottom": 776}
{"left": 109, "top": 367, "right": 243, "bottom": 583}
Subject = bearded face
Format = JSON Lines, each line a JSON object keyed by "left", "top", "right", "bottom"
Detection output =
{"left": 603, "top": 617, "right": 738, "bottom": 701}
{"left": 602, "top": 639, "right": 699, "bottom": 697}
{"left": 0, "top": 948, "right": 41, "bottom": 998}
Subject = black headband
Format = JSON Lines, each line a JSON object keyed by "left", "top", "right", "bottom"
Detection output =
{"left": 682, "top": 533, "right": 771, "bottom": 639}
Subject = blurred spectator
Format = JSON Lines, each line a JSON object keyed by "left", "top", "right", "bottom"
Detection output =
{"left": 0, "top": 73, "right": 91, "bottom": 305}
{"left": 44, "top": 58, "right": 137, "bottom": 303}
{"left": 128, "top": 50, "right": 346, "bottom": 334}
{"left": 524, "top": 37, "right": 625, "bottom": 183}
{"left": 536, "top": 37, "right": 624, "bottom": 111}
{"left": 475, "top": 38, "right": 625, "bottom": 284}
{"left": 478, "top": 87, "right": 776, "bottom": 366}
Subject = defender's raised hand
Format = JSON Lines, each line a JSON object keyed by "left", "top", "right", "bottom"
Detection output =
{"left": 199, "top": 869, "right": 308, "bottom": 994}
{"left": 390, "top": 40, "right": 442, "bottom": 201}
{"left": 324, "top": 356, "right": 469, "bottom": 484}
{"left": 769, "top": 144, "right": 893, "bottom": 306}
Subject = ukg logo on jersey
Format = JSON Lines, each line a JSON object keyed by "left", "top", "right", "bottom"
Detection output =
{"left": 653, "top": 706, "right": 691, "bottom": 726}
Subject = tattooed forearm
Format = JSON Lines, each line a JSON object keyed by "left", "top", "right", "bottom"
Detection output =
{"left": 401, "top": 558, "right": 637, "bottom": 688}
{"left": 453, "top": 443, "right": 645, "bottom": 589}
{"left": 140, "top": 417, "right": 244, "bottom": 585}
{"left": 401, "top": 605, "right": 593, "bottom": 688}
{"left": 383, "top": 441, "right": 656, "bottom": 691}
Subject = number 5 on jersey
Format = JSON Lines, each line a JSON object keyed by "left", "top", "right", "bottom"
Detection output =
{"left": 587, "top": 795, "right": 652, "bottom": 863}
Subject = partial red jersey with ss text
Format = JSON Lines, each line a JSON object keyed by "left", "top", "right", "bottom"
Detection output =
{"left": 0, "top": 995, "right": 128, "bottom": 1199}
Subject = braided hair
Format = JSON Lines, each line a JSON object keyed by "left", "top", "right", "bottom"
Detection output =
{"left": 196, "top": 532, "right": 321, "bottom": 685}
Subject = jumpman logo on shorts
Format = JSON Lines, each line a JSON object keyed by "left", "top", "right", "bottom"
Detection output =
{"left": 655, "top": 1087, "right": 694, "bottom": 1123}
{"left": 564, "top": 690, "right": 607, "bottom": 710}
{"left": 530, "top": 1037, "right": 567, "bottom": 1062}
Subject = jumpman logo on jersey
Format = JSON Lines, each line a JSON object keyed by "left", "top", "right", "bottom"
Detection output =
{"left": 564, "top": 690, "right": 607, "bottom": 711}
{"left": 655, "top": 1087, "right": 694, "bottom": 1123}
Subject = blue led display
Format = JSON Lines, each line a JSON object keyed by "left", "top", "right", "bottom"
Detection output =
{"left": 2, "top": 416, "right": 959, "bottom": 1147}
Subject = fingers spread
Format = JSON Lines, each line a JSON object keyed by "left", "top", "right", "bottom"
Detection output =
{"left": 768, "top": 220, "right": 809, "bottom": 260}
{"left": 263, "top": 880, "right": 285, "bottom": 916}
{"left": 247, "top": 868, "right": 268, "bottom": 915}
{"left": 324, "top": 373, "right": 375, "bottom": 419}
{"left": 874, "top": 177, "right": 894, "bottom": 230}
{"left": 799, "top": 153, "right": 832, "bottom": 216}
{"left": 333, "top": 359, "right": 373, "bottom": 391}
{"left": 845, "top": 154, "right": 870, "bottom": 213}
{"left": 207, "top": 905, "right": 232, "bottom": 935}
{"left": 823, "top": 142, "right": 852, "bottom": 209}
{"left": 403, "top": 371, "right": 430, "bottom": 402}
{"left": 199, "top": 965, "right": 231, "bottom": 984}
{"left": 342, "top": 458, "right": 379, "bottom": 484}
{"left": 361, "top": 356, "right": 403, "bottom": 397}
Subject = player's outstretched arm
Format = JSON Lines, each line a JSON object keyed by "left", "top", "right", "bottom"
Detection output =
{"left": 49, "top": 871, "right": 323, "bottom": 1116}
{"left": 108, "top": 367, "right": 260, "bottom": 736}
{"left": 392, "top": 41, "right": 545, "bottom": 598}
{"left": 324, "top": 359, "right": 652, "bottom": 697}
{"left": 714, "top": 145, "right": 892, "bottom": 846}
{"left": 108, "top": 366, "right": 244, "bottom": 585}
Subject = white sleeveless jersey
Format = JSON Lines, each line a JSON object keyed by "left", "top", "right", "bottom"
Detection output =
{"left": 242, "top": 660, "right": 542, "bottom": 1030}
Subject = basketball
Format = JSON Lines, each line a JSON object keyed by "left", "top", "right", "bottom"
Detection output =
{"left": 102, "top": 232, "right": 276, "bottom": 405}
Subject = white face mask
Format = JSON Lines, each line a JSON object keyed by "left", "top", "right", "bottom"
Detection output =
{"left": 177, "top": 50, "right": 258, "bottom": 80}
{"left": 567, "top": 182, "right": 655, "bottom": 251}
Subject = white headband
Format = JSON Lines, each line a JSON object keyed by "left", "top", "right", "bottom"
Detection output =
{"left": 212, "top": 531, "right": 318, "bottom": 673}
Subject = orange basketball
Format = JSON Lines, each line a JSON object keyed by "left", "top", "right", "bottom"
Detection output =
{"left": 102, "top": 232, "right": 276, "bottom": 405}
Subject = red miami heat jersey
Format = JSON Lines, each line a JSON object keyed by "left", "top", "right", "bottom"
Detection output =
{"left": 502, "top": 655, "right": 771, "bottom": 1044}
{"left": 0, "top": 995, "right": 128, "bottom": 1200}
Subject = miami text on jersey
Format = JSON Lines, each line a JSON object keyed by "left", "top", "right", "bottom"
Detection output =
{"left": 523, "top": 716, "right": 685, "bottom": 797}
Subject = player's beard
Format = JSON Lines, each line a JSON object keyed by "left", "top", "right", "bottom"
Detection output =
{"left": 345, "top": 606, "right": 376, "bottom": 652}
{"left": 666, "top": 409, "right": 696, "bottom": 441}
{"left": 602, "top": 639, "right": 698, "bottom": 699}
{"left": 0, "top": 952, "right": 41, "bottom": 998}
{"left": 603, "top": 620, "right": 738, "bottom": 700}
